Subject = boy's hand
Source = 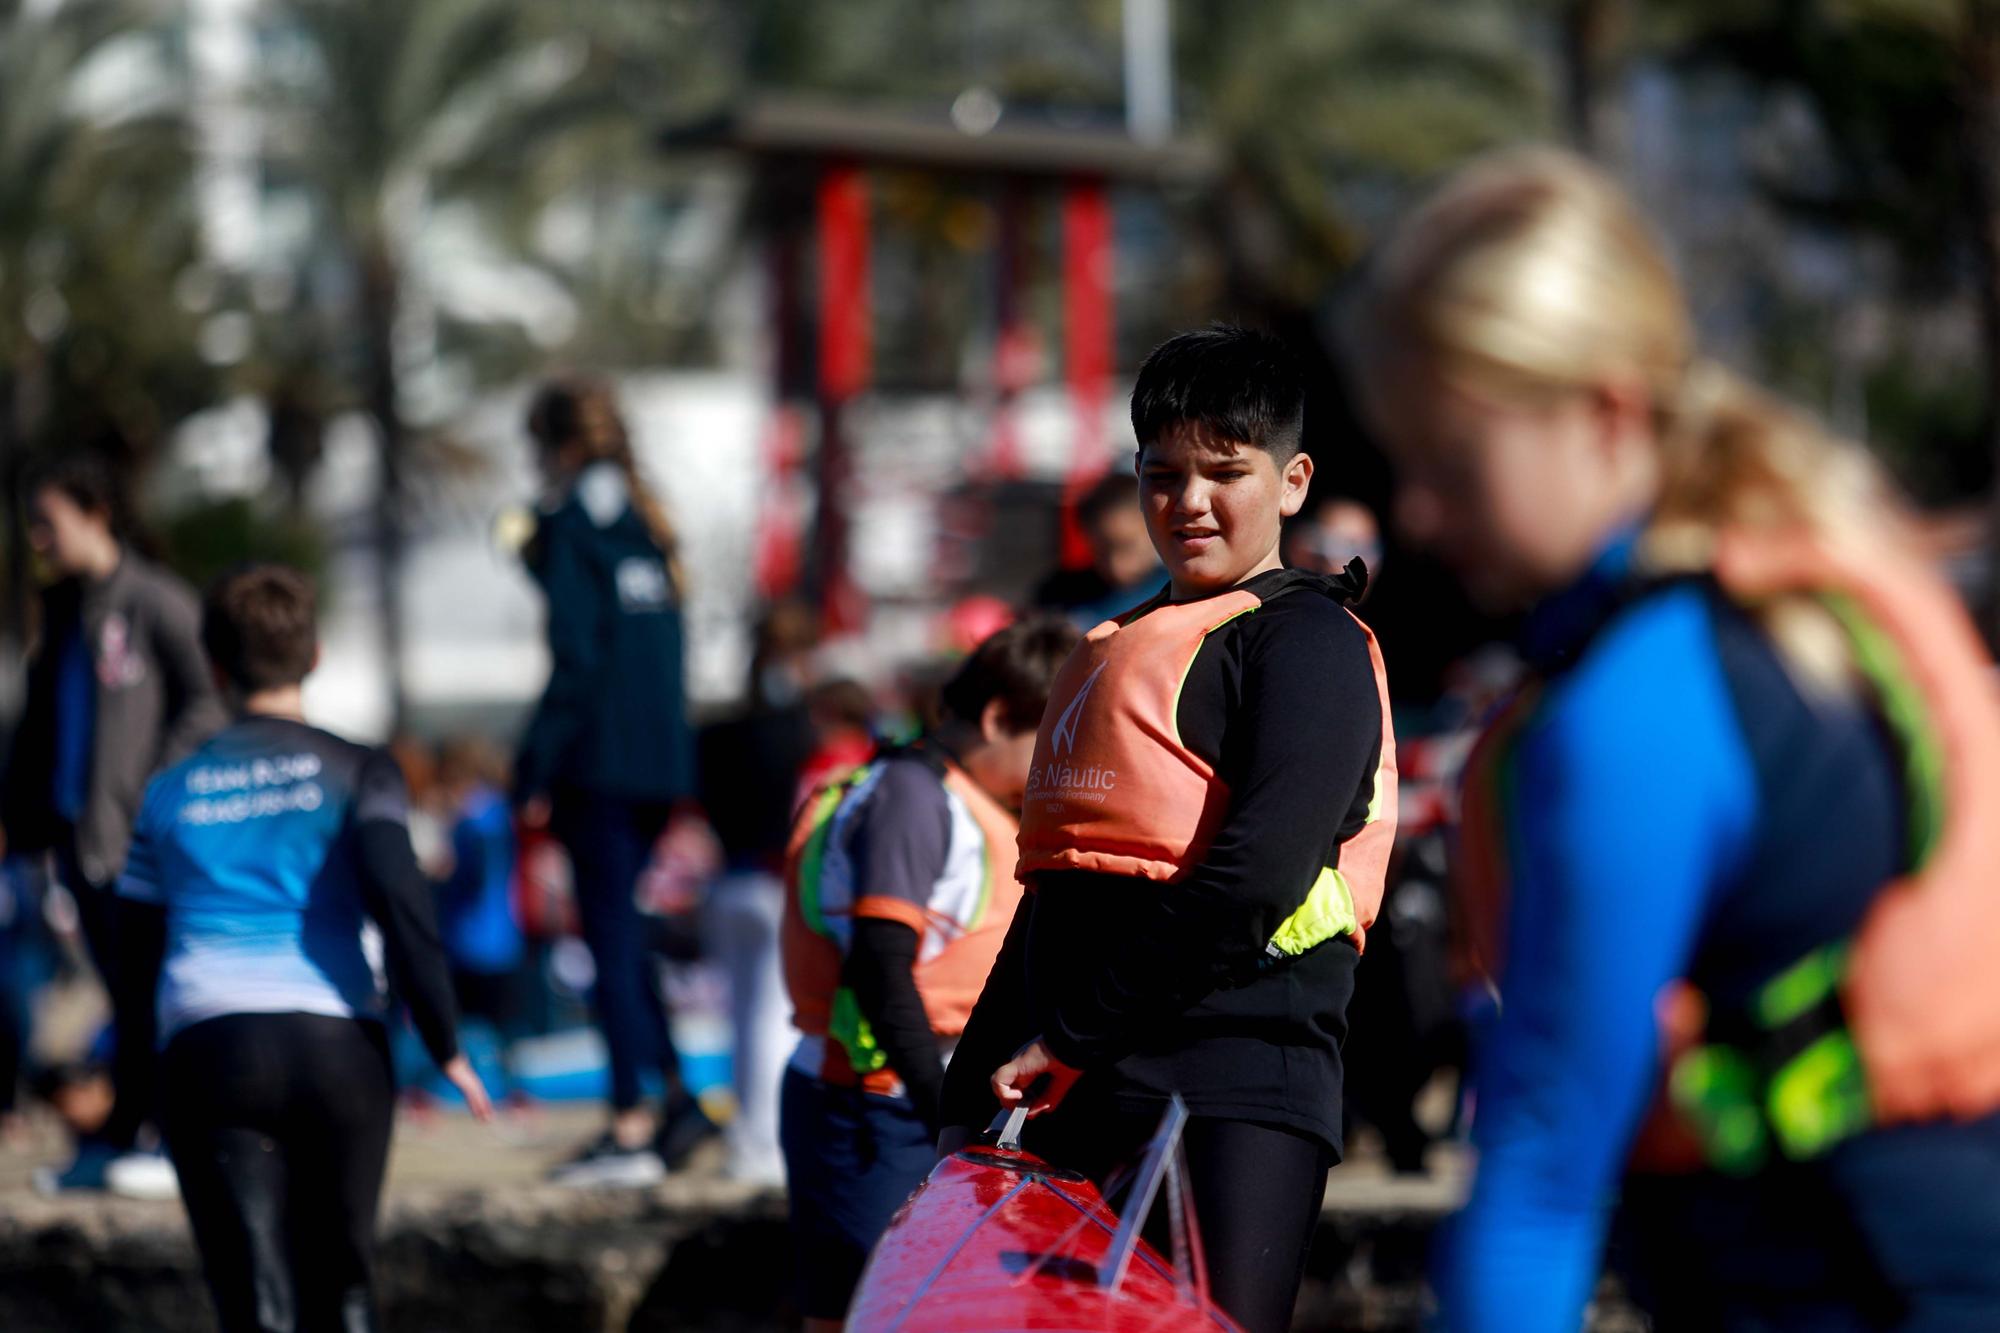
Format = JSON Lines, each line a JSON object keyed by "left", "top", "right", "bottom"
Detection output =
{"left": 441, "top": 1054, "right": 496, "bottom": 1123}
{"left": 991, "top": 1038, "right": 1082, "bottom": 1117}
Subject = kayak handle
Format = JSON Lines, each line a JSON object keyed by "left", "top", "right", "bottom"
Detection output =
{"left": 984, "top": 1074, "right": 1049, "bottom": 1150}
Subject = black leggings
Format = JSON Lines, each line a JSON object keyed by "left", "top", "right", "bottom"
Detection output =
{"left": 61, "top": 844, "right": 167, "bottom": 1151}
{"left": 161, "top": 1014, "right": 395, "bottom": 1333}
{"left": 1022, "top": 1088, "right": 1334, "bottom": 1333}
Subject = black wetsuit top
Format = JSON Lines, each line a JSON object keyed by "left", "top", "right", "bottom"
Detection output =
{"left": 942, "top": 566, "right": 1384, "bottom": 1154}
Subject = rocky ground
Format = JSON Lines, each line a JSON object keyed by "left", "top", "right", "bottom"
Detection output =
{"left": 0, "top": 1107, "right": 1642, "bottom": 1331}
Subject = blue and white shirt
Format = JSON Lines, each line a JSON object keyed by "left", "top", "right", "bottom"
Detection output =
{"left": 119, "top": 716, "right": 454, "bottom": 1054}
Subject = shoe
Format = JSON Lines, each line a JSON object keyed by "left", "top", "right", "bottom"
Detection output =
{"left": 33, "top": 1139, "right": 119, "bottom": 1195}
{"left": 106, "top": 1148, "right": 180, "bottom": 1201}
{"left": 547, "top": 1133, "right": 666, "bottom": 1189}
{"left": 722, "top": 1151, "right": 787, "bottom": 1190}
{"left": 656, "top": 1098, "right": 722, "bottom": 1172}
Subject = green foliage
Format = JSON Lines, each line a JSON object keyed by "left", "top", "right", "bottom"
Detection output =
{"left": 1177, "top": 0, "right": 1550, "bottom": 308}
{"left": 0, "top": 0, "right": 217, "bottom": 451}
{"left": 1865, "top": 354, "right": 1990, "bottom": 503}
{"left": 155, "top": 496, "right": 330, "bottom": 600}
{"left": 1659, "top": 1, "right": 1966, "bottom": 289}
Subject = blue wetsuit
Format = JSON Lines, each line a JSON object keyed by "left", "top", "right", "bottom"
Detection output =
{"left": 1439, "top": 532, "right": 2000, "bottom": 1332}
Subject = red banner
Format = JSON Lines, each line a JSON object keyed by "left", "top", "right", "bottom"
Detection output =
{"left": 1060, "top": 180, "right": 1114, "bottom": 567}
{"left": 818, "top": 165, "right": 872, "bottom": 401}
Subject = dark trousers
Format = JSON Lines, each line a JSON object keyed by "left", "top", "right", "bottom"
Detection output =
{"left": 1022, "top": 1085, "right": 1334, "bottom": 1333}
{"left": 551, "top": 791, "right": 683, "bottom": 1112}
{"left": 58, "top": 839, "right": 166, "bottom": 1151}
{"left": 0, "top": 897, "right": 25, "bottom": 1118}
{"left": 1615, "top": 1109, "right": 2000, "bottom": 1332}
{"left": 779, "top": 1066, "right": 936, "bottom": 1319}
{"left": 161, "top": 1013, "right": 395, "bottom": 1333}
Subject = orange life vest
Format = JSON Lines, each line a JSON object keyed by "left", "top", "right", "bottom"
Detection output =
{"left": 1456, "top": 530, "right": 2000, "bottom": 1169}
{"left": 781, "top": 750, "right": 1024, "bottom": 1096}
{"left": 1015, "top": 581, "right": 1398, "bottom": 953}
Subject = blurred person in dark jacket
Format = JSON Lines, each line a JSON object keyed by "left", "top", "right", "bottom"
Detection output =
{"left": 1030, "top": 473, "right": 1164, "bottom": 629}
{"left": 1286, "top": 494, "right": 1384, "bottom": 598}
{"left": 515, "top": 378, "right": 713, "bottom": 1187}
{"left": 697, "top": 605, "right": 822, "bottom": 1186}
{"left": 2, "top": 449, "right": 224, "bottom": 1196}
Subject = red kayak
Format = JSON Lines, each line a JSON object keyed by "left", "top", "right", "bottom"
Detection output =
{"left": 846, "top": 1098, "right": 1243, "bottom": 1332}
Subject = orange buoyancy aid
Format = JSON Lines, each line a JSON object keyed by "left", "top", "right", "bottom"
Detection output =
{"left": 1015, "top": 583, "right": 1398, "bottom": 954}
{"left": 1456, "top": 529, "right": 2000, "bottom": 1167}
{"left": 781, "top": 752, "right": 1024, "bottom": 1095}
{"left": 1719, "top": 532, "right": 2000, "bottom": 1126}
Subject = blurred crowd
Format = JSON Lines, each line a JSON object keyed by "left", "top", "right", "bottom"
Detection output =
{"left": 0, "top": 374, "right": 1494, "bottom": 1204}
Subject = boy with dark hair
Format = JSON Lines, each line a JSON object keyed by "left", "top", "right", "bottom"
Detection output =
{"left": 119, "top": 564, "right": 488, "bottom": 1332}
{"left": 941, "top": 324, "right": 1398, "bottom": 1333}
{"left": 4, "top": 448, "right": 224, "bottom": 1196}
{"left": 1031, "top": 472, "right": 1164, "bottom": 628}
{"left": 779, "top": 615, "right": 1080, "bottom": 1333}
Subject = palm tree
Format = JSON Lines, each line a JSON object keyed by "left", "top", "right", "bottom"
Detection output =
{"left": 0, "top": 0, "right": 203, "bottom": 641}
{"left": 257, "top": 0, "right": 605, "bottom": 729}
{"left": 1177, "top": 0, "right": 1549, "bottom": 315}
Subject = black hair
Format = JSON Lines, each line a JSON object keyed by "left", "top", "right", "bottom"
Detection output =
{"left": 938, "top": 614, "right": 1081, "bottom": 734}
{"left": 1130, "top": 324, "right": 1305, "bottom": 460}
{"left": 1076, "top": 472, "right": 1139, "bottom": 530}
{"left": 21, "top": 448, "right": 131, "bottom": 537}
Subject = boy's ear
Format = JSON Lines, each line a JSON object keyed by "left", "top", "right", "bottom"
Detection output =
{"left": 979, "top": 697, "right": 1009, "bottom": 745}
{"left": 1278, "top": 451, "right": 1314, "bottom": 519}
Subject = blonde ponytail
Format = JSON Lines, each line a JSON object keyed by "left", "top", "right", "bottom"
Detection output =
{"left": 1364, "top": 146, "right": 1923, "bottom": 692}
{"left": 1646, "top": 360, "right": 1906, "bottom": 562}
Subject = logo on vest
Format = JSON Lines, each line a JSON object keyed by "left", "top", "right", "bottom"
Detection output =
{"left": 1049, "top": 662, "right": 1105, "bottom": 757}
{"left": 1028, "top": 662, "right": 1116, "bottom": 807}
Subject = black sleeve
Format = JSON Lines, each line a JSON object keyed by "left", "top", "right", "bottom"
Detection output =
{"left": 841, "top": 918, "right": 946, "bottom": 1134}
{"left": 352, "top": 751, "right": 461, "bottom": 1066}
{"left": 939, "top": 894, "right": 1037, "bottom": 1133}
{"left": 1036, "top": 597, "right": 1383, "bottom": 1067}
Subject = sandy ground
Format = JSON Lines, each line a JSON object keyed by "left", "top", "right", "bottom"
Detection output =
{"left": 0, "top": 1097, "right": 1465, "bottom": 1229}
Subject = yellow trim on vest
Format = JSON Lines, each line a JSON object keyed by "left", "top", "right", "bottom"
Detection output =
{"left": 1169, "top": 605, "right": 1258, "bottom": 751}
{"left": 1267, "top": 866, "right": 1358, "bottom": 957}
{"left": 830, "top": 986, "right": 889, "bottom": 1074}
{"left": 1365, "top": 752, "right": 1388, "bottom": 823}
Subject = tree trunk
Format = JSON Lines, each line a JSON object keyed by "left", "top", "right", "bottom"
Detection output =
{"left": 359, "top": 242, "right": 409, "bottom": 735}
{"left": 0, "top": 367, "right": 27, "bottom": 644}
{"left": 1560, "top": 0, "right": 1620, "bottom": 157}
{"left": 1961, "top": 2, "right": 2000, "bottom": 646}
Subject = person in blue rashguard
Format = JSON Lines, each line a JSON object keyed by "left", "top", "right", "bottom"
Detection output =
{"left": 434, "top": 736, "right": 524, "bottom": 1066}
{"left": 120, "top": 564, "right": 490, "bottom": 1333}
{"left": 1358, "top": 148, "right": 2000, "bottom": 1330}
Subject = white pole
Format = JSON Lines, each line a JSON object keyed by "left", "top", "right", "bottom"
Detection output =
{"left": 189, "top": 0, "right": 260, "bottom": 270}
{"left": 1123, "top": 0, "right": 1173, "bottom": 145}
